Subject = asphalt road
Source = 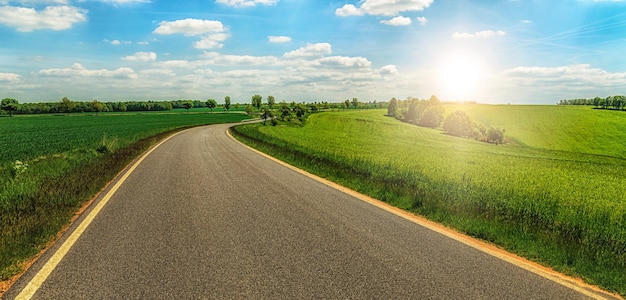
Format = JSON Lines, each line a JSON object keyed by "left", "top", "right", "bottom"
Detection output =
{"left": 4, "top": 123, "right": 608, "bottom": 299}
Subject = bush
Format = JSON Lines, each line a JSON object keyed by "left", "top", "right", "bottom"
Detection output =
{"left": 443, "top": 111, "right": 473, "bottom": 137}
{"left": 419, "top": 106, "right": 444, "bottom": 128}
{"left": 487, "top": 127, "right": 505, "bottom": 144}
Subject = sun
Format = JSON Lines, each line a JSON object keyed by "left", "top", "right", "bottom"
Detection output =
{"left": 438, "top": 52, "right": 485, "bottom": 100}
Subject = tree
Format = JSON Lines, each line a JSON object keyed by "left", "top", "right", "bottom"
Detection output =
{"left": 344, "top": 99, "right": 350, "bottom": 109}
{"left": 262, "top": 108, "right": 274, "bottom": 125}
{"left": 387, "top": 97, "right": 398, "bottom": 117}
{"left": 206, "top": 99, "right": 217, "bottom": 113}
{"left": 443, "top": 110, "right": 473, "bottom": 137}
{"left": 182, "top": 101, "right": 193, "bottom": 113}
{"left": 224, "top": 96, "right": 231, "bottom": 112}
{"left": 280, "top": 104, "right": 292, "bottom": 121}
{"left": 234, "top": 103, "right": 241, "bottom": 111}
{"left": 1, "top": 98, "right": 19, "bottom": 116}
{"left": 245, "top": 104, "right": 255, "bottom": 116}
{"left": 60, "top": 97, "right": 75, "bottom": 114}
{"left": 90, "top": 100, "right": 104, "bottom": 115}
{"left": 351, "top": 97, "right": 359, "bottom": 109}
{"left": 252, "top": 94, "right": 263, "bottom": 111}
{"left": 419, "top": 105, "right": 444, "bottom": 128}
{"left": 267, "top": 95, "right": 275, "bottom": 109}
{"left": 486, "top": 127, "right": 505, "bottom": 144}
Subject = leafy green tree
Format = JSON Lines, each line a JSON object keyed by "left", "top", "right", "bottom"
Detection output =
{"left": 294, "top": 105, "right": 306, "bottom": 120}
{"left": 252, "top": 94, "right": 263, "bottom": 111}
{"left": 206, "top": 98, "right": 217, "bottom": 113}
{"left": 245, "top": 104, "right": 255, "bottom": 116}
{"left": 344, "top": 99, "right": 350, "bottom": 109}
{"left": 182, "top": 101, "right": 193, "bottom": 113}
{"left": 262, "top": 108, "right": 274, "bottom": 125}
{"left": 351, "top": 97, "right": 359, "bottom": 109}
{"left": 60, "top": 97, "right": 75, "bottom": 114}
{"left": 1, "top": 98, "right": 19, "bottom": 116}
{"left": 267, "top": 95, "right": 275, "bottom": 109}
{"left": 234, "top": 103, "right": 240, "bottom": 111}
{"left": 443, "top": 110, "right": 473, "bottom": 137}
{"left": 280, "top": 104, "right": 292, "bottom": 121}
{"left": 487, "top": 127, "right": 505, "bottom": 144}
{"left": 224, "top": 96, "right": 231, "bottom": 112}
{"left": 387, "top": 97, "right": 398, "bottom": 117}
{"left": 419, "top": 105, "right": 444, "bottom": 128}
{"left": 90, "top": 100, "right": 104, "bottom": 115}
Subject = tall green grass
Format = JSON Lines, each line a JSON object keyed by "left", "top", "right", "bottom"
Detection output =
{"left": 0, "top": 112, "right": 249, "bottom": 282}
{"left": 231, "top": 106, "right": 626, "bottom": 296}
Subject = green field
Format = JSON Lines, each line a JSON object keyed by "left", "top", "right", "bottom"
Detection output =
{"left": 231, "top": 105, "right": 626, "bottom": 295}
{"left": 0, "top": 112, "right": 250, "bottom": 282}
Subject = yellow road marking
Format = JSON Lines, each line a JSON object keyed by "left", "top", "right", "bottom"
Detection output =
{"left": 226, "top": 127, "right": 618, "bottom": 300}
{"left": 15, "top": 132, "right": 182, "bottom": 300}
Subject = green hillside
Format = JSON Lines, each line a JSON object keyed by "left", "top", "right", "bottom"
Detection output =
{"left": 232, "top": 106, "right": 626, "bottom": 296}
{"left": 445, "top": 105, "right": 626, "bottom": 158}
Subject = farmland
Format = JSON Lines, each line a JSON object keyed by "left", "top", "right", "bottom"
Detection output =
{"left": 0, "top": 111, "right": 250, "bottom": 283}
{"left": 231, "top": 105, "right": 626, "bottom": 295}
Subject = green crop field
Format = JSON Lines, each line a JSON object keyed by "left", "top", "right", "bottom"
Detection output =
{"left": 0, "top": 112, "right": 250, "bottom": 283}
{"left": 231, "top": 105, "right": 626, "bottom": 296}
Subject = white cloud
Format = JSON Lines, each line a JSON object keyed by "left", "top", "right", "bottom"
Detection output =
{"left": 417, "top": 16, "right": 427, "bottom": 25}
{"left": 122, "top": 51, "right": 157, "bottom": 62}
{"left": 520, "top": 19, "right": 532, "bottom": 24}
{"left": 452, "top": 30, "right": 506, "bottom": 39}
{"left": 0, "top": 72, "right": 21, "bottom": 81}
{"left": 319, "top": 56, "right": 372, "bottom": 68}
{"left": 215, "top": 0, "right": 278, "bottom": 7}
{"left": 380, "top": 65, "right": 398, "bottom": 74}
{"left": 0, "top": 5, "right": 86, "bottom": 32}
{"left": 154, "top": 18, "right": 229, "bottom": 49}
{"left": 154, "top": 18, "right": 225, "bottom": 36}
{"left": 499, "top": 64, "right": 626, "bottom": 101}
{"left": 39, "top": 63, "right": 137, "bottom": 79}
{"left": 105, "top": 39, "right": 131, "bottom": 45}
{"left": 336, "top": 0, "right": 433, "bottom": 17}
{"left": 284, "top": 43, "right": 332, "bottom": 58}
{"left": 335, "top": 4, "right": 363, "bottom": 16}
{"left": 202, "top": 52, "right": 278, "bottom": 66}
{"left": 380, "top": 16, "right": 412, "bottom": 26}
{"left": 268, "top": 35, "right": 291, "bottom": 43}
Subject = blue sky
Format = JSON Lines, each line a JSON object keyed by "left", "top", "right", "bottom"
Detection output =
{"left": 0, "top": 0, "right": 625, "bottom": 104}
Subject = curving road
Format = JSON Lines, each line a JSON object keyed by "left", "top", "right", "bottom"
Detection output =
{"left": 4, "top": 123, "right": 611, "bottom": 299}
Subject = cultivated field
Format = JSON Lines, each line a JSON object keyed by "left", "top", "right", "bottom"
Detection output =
{"left": 231, "top": 105, "right": 626, "bottom": 295}
{"left": 0, "top": 112, "right": 250, "bottom": 283}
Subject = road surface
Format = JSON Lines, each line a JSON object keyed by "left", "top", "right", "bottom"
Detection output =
{"left": 4, "top": 123, "right": 611, "bottom": 299}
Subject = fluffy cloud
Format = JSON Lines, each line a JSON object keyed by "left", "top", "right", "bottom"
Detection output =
{"left": 122, "top": 52, "right": 157, "bottom": 62}
{"left": 284, "top": 43, "right": 332, "bottom": 58}
{"left": 336, "top": 0, "right": 433, "bottom": 17}
{"left": 154, "top": 18, "right": 229, "bottom": 49}
{"left": 380, "top": 65, "right": 398, "bottom": 74}
{"left": 416, "top": 16, "right": 427, "bottom": 25}
{"left": 380, "top": 16, "right": 411, "bottom": 26}
{"left": 268, "top": 35, "right": 291, "bottom": 43}
{"left": 215, "top": 0, "right": 278, "bottom": 7}
{"left": 452, "top": 30, "right": 506, "bottom": 39}
{"left": 154, "top": 19, "right": 225, "bottom": 36}
{"left": 39, "top": 63, "right": 137, "bottom": 79}
{"left": 201, "top": 52, "right": 278, "bottom": 66}
{"left": 0, "top": 5, "right": 86, "bottom": 32}
{"left": 0, "top": 72, "right": 21, "bottom": 81}
{"left": 319, "top": 56, "right": 372, "bottom": 68}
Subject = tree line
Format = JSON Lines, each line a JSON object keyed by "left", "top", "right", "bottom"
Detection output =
{"left": 557, "top": 95, "right": 626, "bottom": 110}
{"left": 386, "top": 96, "right": 504, "bottom": 144}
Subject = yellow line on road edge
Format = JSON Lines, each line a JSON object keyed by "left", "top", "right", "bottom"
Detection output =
{"left": 226, "top": 128, "right": 619, "bottom": 300}
{"left": 15, "top": 132, "right": 182, "bottom": 300}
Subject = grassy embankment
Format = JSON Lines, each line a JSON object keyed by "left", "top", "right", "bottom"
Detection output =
{"left": 0, "top": 112, "right": 249, "bottom": 283}
{"left": 231, "top": 105, "right": 626, "bottom": 296}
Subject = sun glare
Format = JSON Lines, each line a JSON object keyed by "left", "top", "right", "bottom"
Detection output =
{"left": 438, "top": 52, "right": 485, "bottom": 101}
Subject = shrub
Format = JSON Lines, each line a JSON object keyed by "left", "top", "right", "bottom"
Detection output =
{"left": 443, "top": 111, "right": 473, "bottom": 137}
